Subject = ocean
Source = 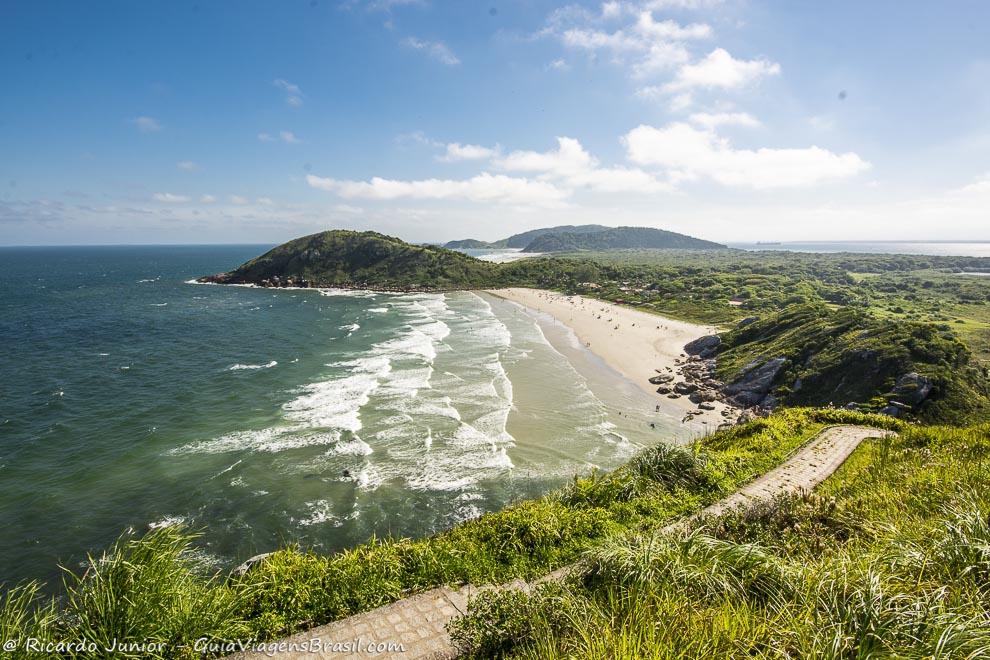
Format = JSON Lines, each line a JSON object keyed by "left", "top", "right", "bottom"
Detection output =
{"left": 0, "top": 245, "right": 686, "bottom": 589}
{"left": 728, "top": 241, "right": 990, "bottom": 257}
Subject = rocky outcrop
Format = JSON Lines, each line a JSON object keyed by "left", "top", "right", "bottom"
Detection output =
{"left": 684, "top": 334, "right": 721, "bottom": 359}
{"left": 888, "top": 372, "right": 933, "bottom": 406}
{"left": 723, "top": 357, "right": 788, "bottom": 408}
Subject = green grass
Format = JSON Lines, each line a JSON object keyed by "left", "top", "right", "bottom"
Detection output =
{"left": 0, "top": 409, "right": 899, "bottom": 657}
{"left": 448, "top": 422, "right": 990, "bottom": 659}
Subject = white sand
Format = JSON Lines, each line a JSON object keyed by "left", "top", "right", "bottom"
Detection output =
{"left": 486, "top": 288, "right": 735, "bottom": 427}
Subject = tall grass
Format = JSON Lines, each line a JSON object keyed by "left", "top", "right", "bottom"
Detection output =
{"left": 449, "top": 421, "right": 990, "bottom": 659}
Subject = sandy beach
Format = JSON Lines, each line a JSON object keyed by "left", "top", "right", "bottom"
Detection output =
{"left": 486, "top": 288, "right": 736, "bottom": 428}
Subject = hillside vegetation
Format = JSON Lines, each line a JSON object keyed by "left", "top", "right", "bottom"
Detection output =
{"left": 450, "top": 420, "right": 990, "bottom": 659}
{"left": 713, "top": 303, "right": 990, "bottom": 423}
{"left": 443, "top": 224, "right": 724, "bottom": 253}
{"left": 522, "top": 226, "right": 725, "bottom": 252}
{"left": 203, "top": 230, "right": 496, "bottom": 290}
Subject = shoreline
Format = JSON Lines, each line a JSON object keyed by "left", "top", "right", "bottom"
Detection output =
{"left": 485, "top": 288, "right": 738, "bottom": 428}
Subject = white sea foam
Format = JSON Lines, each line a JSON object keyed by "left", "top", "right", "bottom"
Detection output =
{"left": 299, "top": 500, "right": 342, "bottom": 527}
{"left": 284, "top": 356, "right": 391, "bottom": 432}
{"left": 149, "top": 515, "right": 186, "bottom": 530}
{"left": 326, "top": 435, "right": 374, "bottom": 457}
{"left": 227, "top": 360, "right": 277, "bottom": 371}
{"left": 367, "top": 307, "right": 388, "bottom": 313}
{"left": 339, "top": 323, "right": 360, "bottom": 333}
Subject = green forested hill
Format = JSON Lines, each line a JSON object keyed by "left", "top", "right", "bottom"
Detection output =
{"left": 522, "top": 226, "right": 725, "bottom": 252}
{"left": 202, "top": 230, "right": 497, "bottom": 290}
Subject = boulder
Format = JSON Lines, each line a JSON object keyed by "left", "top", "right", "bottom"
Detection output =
{"left": 737, "top": 316, "right": 758, "bottom": 328}
{"left": 674, "top": 382, "right": 699, "bottom": 395}
{"left": 880, "top": 405, "right": 901, "bottom": 418}
{"left": 655, "top": 386, "right": 672, "bottom": 395}
{"left": 231, "top": 552, "right": 273, "bottom": 577}
{"left": 737, "top": 410, "right": 757, "bottom": 424}
{"left": 722, "top": 357, "right": 788, "bottom": 407}
{"left": 684, "top": 334, "right": 721, "bottom": 359}
{"left": 698, "top": 402, "right": 717, "bottom": 411}
{"left": 888, "top": 372, "right": 933, "bottom": 406}
{"left": 648, "top": 373, "right": 675, "bottom": 385}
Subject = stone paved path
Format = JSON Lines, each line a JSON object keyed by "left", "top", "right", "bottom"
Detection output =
{"left": 228, "top": 425, "right": 890, "bottom": 660}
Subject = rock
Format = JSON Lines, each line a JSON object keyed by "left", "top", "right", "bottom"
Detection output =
{"left": 699, "top": 402, "right": 717, "bottom": 411}
{"left": 717, "top": 423, "right": 735, "bottom": 431}
{"left": 656, "top": 386, "right": 672, "bottom": 395}
{"left": 674, "top": 382, "right": 699, "bottom": 395}
{"left": 723, "top": 357, "right": 788, "bottom": 407}
{"left": 684, "top": 334, "right": 721, "bottom": 358}
{"left": 231, "top": 552, "right": 273, "bottom": 577}
{"left": 731, "top": 391, "right": 765, "bottom": 408}
{"left": 737, "top": 410, "right": 757, "bottom": 424}
{"left": 737, "top": 316, "right": 758, "bottom": 328}
{"left": 844, "top": 402, "right": 859, "bottom": 410}
{"left": 880, "top": 405, "right": 901, "bottom": 418}
{"left": 648, "top": 373, "right": 675, "bottom": 385}
{"left": 888, "top": 372, "right": 933, "bottom": 406}
{"left": 667, "top": 393, "right": 682, "bottom": 399}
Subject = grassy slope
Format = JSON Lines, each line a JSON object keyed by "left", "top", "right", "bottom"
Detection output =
{"left": 449, "top": 422, "right": 990, "bottom": 658}
{"left": 716, "top": 303, "right": 990, "bottom": 423}
{"left": 0, "top": 410, "right": 900, "bottom": 657}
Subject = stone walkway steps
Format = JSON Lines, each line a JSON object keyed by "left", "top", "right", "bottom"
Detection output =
{"left": 228, "top": 425, "right": 890, "bottom": 660}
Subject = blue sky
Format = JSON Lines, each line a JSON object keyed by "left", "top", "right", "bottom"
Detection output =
{"left": 1, "top": 0, "right": 989, "bottom": 245}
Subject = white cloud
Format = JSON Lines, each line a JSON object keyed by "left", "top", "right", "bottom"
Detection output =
{"left": 664, "top": 48, "right": 780, "bottom": 92}
{"left": 546, "top": 58, "right": 570, "bottom": 71}
{"left": 152, "top": 192, "right": 189, "bottom": 203}
{"left": 130, "top": 116, "right": 162, "bottom": 133}
{"left": 496, "top": 137, "right": 670, "bottom": 193}
{"left": 688, "top": 111, "right": 761, "bottom": 128}
{"left": 200, "top": 194, "right": 217, "bottom": 204}
{"left": 176, "top": 160, "right": 199, "bottom": 171}
{"left": 257, "top": 132, "right": 275, "bottom": 142}
{"left": 273, "top": 78, "right": 304, "bottom": 106}
{"left": 229, "top": 195, "right": 249, "bottom": 205}
{"left": 542, "top": 7, "right": 710, "bottom": 79}
{"left": 306, "top": 172, "right": 567, "bottom": 207}
{"left": 438, "top": 143, "right": 498, "bottom": 162}
{"left": 257, "top": 197, "right": 274, "bottom": 205}
{"left": 623, "top": 122, "right": 870, "bottom": 188}
{"left": 949, "top": 171, "right": 990, "bottom": 196}
{"left": 402, "top": 37, "right": 460, "bottom": 65}
{"left": 497, "top": 137, "right": 597, "bottom": 177}
{"left": 279, "top": 130, "right": 301, "bottom": 144}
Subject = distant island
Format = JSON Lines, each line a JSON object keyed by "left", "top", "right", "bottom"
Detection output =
{"left": 443, "top": 224, "right": 725, "bottom": 252}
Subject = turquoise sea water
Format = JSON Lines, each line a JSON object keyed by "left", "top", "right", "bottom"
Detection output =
{"left": 0, "top": 246, "right": 685, "bottom": 589}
